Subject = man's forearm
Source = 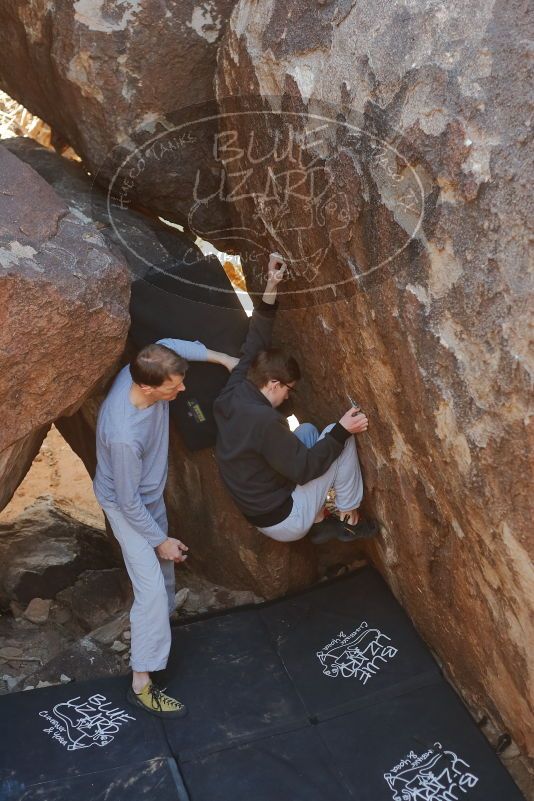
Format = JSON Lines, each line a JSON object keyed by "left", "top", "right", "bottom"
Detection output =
{"left": 262, "top": 281, "right": 278, "bottom": 305}
{"left": 206, "top": 348, "right": 231, "bottom": 365}
{"left": 118, "top": 500, "right": 167, "bottom": 548}
{"left": 109, "top": 442, "right": 168, "bottom": 548}
{"left": 156, "top": 338, "right": 208, "bottom": 362}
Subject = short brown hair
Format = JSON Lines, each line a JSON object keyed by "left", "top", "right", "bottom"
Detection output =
{"left": 130, "top": 344, "right": 188, "bottom": 387}
{"left": 247, "top": 348, "right": 300, "bottom": 389}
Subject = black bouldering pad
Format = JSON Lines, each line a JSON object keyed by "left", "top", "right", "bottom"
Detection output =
{"left": 179, "top": 726, "right": 350, "bottom": 801}
{"left": 259, "top": 567, "right": 440, "bottom": 720}
{"left": 0, "top": 676, "right": 171, "bottom": 797}
{"left": 11, "top": 759, "right": 187, "bottom": 801}
{"left": 160, "top": 609, "right": 308, "bottom": 760}
{"left": 0, "top": 567, "right": 525, "bottom": 801}
{"left": 129, "top": 255, "right": 249, "bottom": 451}
{"left": 316, "top": 681, "right": 525, "bottom": 801}
{"left": 181, "top": 685, "right": 525, "bottom": 801}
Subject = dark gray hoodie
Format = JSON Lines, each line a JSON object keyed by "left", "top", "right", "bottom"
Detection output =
{"left": 213, "top": 301, "right": 349, "bottom": 527}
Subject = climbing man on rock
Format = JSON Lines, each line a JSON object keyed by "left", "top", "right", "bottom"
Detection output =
{"left": 214, "top": 252, "right": 378, "bottom": 545}
{"left": 94, "top": 337, "right": 237, "bottom": 718}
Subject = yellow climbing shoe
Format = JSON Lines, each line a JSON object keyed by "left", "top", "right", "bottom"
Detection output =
{"left": 127, "top": 682, "right": 188, "bottom": 719}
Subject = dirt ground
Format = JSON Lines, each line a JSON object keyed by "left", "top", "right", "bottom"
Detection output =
{"left": 0, "top": 426, "right": 104, "bottom": 528}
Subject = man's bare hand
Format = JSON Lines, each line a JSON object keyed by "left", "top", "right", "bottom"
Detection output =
{"left": 219, "top": 354, "right": 239, "bottom": 372}
{"left": 339, "top": 409, "right": 369, "bottom": 434}
{"left": 206, "top": 349, "right": 240, "bottom": 372}
{"left": 156, "top": 537, "right": 189, "bottom": 563}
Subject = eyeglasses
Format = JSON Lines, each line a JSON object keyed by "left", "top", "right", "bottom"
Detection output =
{"left": 280, "top": 382, "right": 297, "bottom": 394}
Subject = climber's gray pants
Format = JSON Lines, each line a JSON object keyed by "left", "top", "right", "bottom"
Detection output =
{"left": 104, "top": 496, "right": 175, "bottom": 673}
{"left": 258, "top": 423, "right": 363, "bottom": 543}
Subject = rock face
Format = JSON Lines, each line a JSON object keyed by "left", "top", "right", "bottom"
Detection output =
{"left": 0, "top": 0, "right": 237, "bottom": 239}
{"left": 0, "top": 500, "right": 119, "bottom": 607}
{"left": 3, "top": 136, "right": 212, "bottom": 289}
{"left": 0, "top": 143, "right": 130, "bottom": 511}
{"left": 216, "top": 0, "right": 533, "bottom": 755}
{"left": 0, "top": 427, "right": 49, "bottom": 512}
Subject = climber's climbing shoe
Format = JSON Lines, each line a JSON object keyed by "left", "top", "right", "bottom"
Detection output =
{"left": 336, "top": 517, "right": 379, "bottom": 542}
{"left": 309, "top": 516, "right": 347, "bottom": 544}
{"left": 309, "top": 516, "right": 379, "bottom": 544}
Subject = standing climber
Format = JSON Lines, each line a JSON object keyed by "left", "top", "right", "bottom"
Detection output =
{"left": 214, "top": 252, "right": 378, "bottom": 544}
{"left": 94, "top": 338, "right": 237, "bottom": 718}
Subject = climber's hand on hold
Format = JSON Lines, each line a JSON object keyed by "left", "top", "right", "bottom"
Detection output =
{"left": 267, "top": 252, "right": 287, "bottom": 284}
{"left": 263, "top": 253, "right": 286, "bottom": 304}
{"left": 156, "top": 537, "right": 189, "bottom": 563}
{"left": 339, "top": 408, "right": 368, "bottom": 434}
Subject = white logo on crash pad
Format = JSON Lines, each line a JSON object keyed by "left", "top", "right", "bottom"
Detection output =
{"left": 384, "top": 742, "right": 479, "bottom": 801}
{"left": 39, "top": 693, "right": 135, "bottom": 751}
{"left": 316, "top": 621, "right": 398, "bottom": 683}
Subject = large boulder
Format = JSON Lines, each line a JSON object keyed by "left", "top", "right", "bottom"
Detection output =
{"left": 216, "top": 0, "right": 533, "bottom": 755}
{"left": 0, "top": 500, "right": 119, "bottom": 607}
{"left": 0, "top": 144, "right": 130, "bottom": 511}
{"left": 0, "top": 0, "right": 237, "bottom": 241}
{"left": 3, "top": 136, "right": 201, "bottom": 284}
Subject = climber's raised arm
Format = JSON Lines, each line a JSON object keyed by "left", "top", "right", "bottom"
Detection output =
{"left": 218, "top": 253, "right": 287, "bottom": 393}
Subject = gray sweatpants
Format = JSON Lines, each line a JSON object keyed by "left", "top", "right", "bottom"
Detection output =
{"left": 104, "top": 496, "right": 175, "bottom": 673}
{"left": 258, "top": 423, "right": 363, "bottom": 543}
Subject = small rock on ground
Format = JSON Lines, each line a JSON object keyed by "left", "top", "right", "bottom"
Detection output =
{"left": 0, "top": 646, "right": 23, "bottom": 659}
{"left": 89, "top": 610, "right": 130, "bottom": 645}
{"left": 24, "top": 598, "right": 52, "bottom": 624}
{"left": 1, "top": 675, "right": 18, "bottom": 691}
{"left": 174, "top": 588, "right": 189, "bottom": 609}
